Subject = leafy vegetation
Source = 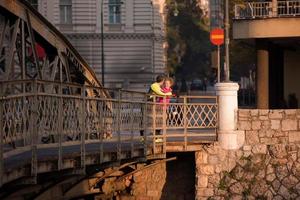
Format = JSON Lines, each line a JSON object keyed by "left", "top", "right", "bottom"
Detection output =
{"left": 166, "top": 0, "right": 256, "bottom": 82}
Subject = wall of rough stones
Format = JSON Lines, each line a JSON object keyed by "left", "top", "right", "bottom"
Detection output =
{"left": 117, "top": 153, "right": 195, "bottom": 200}
{"left": 196, "top": 109, "right": 300, "bottom": 200}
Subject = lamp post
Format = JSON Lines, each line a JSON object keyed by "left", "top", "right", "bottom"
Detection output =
{"left": 101, "top": 0, "right": 105, "bottom": 86}
{"left": 224, "top": 0, "right": 230, "bottom": 82}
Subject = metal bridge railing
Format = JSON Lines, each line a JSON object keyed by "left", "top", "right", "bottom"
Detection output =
{"left": 235, "top": 1, "right": 300, "bottom": 19}
{"left": 0, "top": 80, "right": 218, "bottom": 185}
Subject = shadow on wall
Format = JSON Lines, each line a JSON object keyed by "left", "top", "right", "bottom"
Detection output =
{"left": 161, "top": 152, "right": 195, "bottom": 200}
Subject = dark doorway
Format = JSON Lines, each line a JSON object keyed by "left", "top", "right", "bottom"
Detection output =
{"left": 161, "top": 152, "right": 195, "bottom": 200}
{"left": 269, "top": 43, "right": 284, "bottom": 109}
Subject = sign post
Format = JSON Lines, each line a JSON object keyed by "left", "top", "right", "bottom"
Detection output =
{"left": 210, "top": 28, "right": 224, "bottom": 83}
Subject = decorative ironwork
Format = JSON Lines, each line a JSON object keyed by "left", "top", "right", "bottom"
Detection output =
{"left": 235, "top": 1, "right": 300, "bottom": 19}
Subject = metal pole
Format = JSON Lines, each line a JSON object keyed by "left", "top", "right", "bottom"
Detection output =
{"left": 151, "top": 1, "right": 155, "bottom": 81}
{"left": 224, "top": 0, "right": 230, "bottom": 82}
{"left": 101, "top": 0, "right": 105, "bottom": 86}
{"left": 217, "top": 45, "right": 220, "bottom": 83}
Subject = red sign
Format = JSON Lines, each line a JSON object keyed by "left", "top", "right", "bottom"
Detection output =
{"left": 210, "top": 28, "right": 224, "bottom": 46}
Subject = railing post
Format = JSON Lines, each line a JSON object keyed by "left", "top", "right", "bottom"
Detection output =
{"left": 31, "top": 80, "right": 38, "bottom": 183}
{"left": 80, "top": 85, "right": 86, "bottom": 172}
{"left": 129, "top": 96, "right": 134, "bottom": 158}
{"left": 183, "top": 96, "right": 188, "bottom": 150}
{"left": 143, "top": 94, "right": 148, "bottom": 158}
{"left": 99, "top": 99, "right": 104, "bottom": 164}
{"left": 162, "top": 96, "right": 167, "bottom": 154}
{"left": 152, "top": 96, "right": 156, "bottom": 154}
{"left": 117, "top": 89, "right": 121, "bottom": 161}
{"left": 0, "top": 83, "right": 3, "bottom": 186}
{"left": 57, "top": 83, "right": 63, "bottom": 170}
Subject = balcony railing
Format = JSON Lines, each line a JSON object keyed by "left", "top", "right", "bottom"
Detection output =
{"left": 235, "top": 1, "right": 300, "bottom": 19}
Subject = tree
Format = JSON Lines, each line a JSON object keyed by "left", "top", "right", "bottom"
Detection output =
{"left": 166, "top": 0, "right": 211, "bottom": 80}
{"left": 166, "top": 0, "right": 256, "bottom": 82}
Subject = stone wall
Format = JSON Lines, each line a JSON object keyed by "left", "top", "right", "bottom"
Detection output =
{"left": 117, "top": 153, "right": 195, "bottom": 200}
{"left": 196, "top": 109, "right": 300, "bottom": 200}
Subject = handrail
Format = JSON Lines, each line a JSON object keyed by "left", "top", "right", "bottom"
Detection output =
{"left": 0, "top": 80, "right": 218, "bottom": 185}
{"left": 235, "top": 1, "right": 300, "bottom": 19}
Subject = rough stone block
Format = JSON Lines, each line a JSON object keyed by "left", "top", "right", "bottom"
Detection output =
{"left": 238, "top": 109, "right": 250, "bottom": 118}
{"left": 231, "top": 195, "right": 243, "bottom": 200}
{"left": 282, "top": 175, "right": 298, "bottom": 188}
{"left": 243, "top": 151, "right": 251, "bottom": 157}
{"left": 289, "top": 131, "right": 300, "bottom": 143}
{"left": 278, "top": 137, "right": 288, "bottom": 143}
{"left": 269, "top": 144, "right": 287, "bottom": 158}
{"left": 285, "top": 109, "right": 297, "bottom": 116}
{"left": 278, "top": 185, "right": 290, "bottom": 199}
{"left": 238, "top": 121, "right": 251, "bottom": 131}
{"left": 282, "top": 119, "right": 297, "bottom": 131}
{"left": 197, "top": 188, "right": 214, "bottom": 197}
{"left": 146, "top": 190, "right": 160, "bottom": 197}
{"left": 250, "top": 109, "right": 259, "bottom": 117}
{"left": 260, "top": 137, "right": 278, "bottom": 145}
{"left": 252, "top": 121, "right": 262, "bottom": 130}
{"left": 245, "top": 131, "right": 259, "bottom": 145}
{"left": 297, "top": 110, "right": 300, "bottom": 119}
{"left": 218, "top": 150, "right": 227, "bottom": 162}
{"left": 243, "top": 145, "right": 252, "bottom": 151}
{"left": 229, "top": 182, "right": 244, "bottom": 194}
{"left": 259, "top": 109, "right": 269, "bottom": 116}
{"left": 271, "top": 120, "right": 281, "bottom": 130}
{"left": 252, "top": 144, "right": 267, "bottom": 154}
{"left": 269, "top": 110, "right": 283, "bottom": 119}
{"left": 215, "top": 164, "right": 222, "bottom": 173}
{"left": 199, "top": 165, "right": 214, "bottom": 175}
{"left": 196, "top": 175, "right": 208, "bottom": 187}
{"left": 260, "top": 130, "right": 275, "bottom": 138}
{"left": 208, "top": 155, "right": 219, "bottom": 165}
{"left": 261, "top": 120, "right": 271, "bottom": 130}
{"left": 195, "top": 152, "right": 208, "bottom": 164}
{"left": 266, "top": 173, "right": 276, "bottom": 182}
{"left": 259, "top": 115, "right": 269, "bottom": 121}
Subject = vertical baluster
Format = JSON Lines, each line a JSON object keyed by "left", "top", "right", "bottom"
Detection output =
{"left": 58, "top": 83, "right": 63, "bottom": 170}
{"left": 31, "top": 80, "right": 38, "bottom": 183}
{"left": 80, "top": 85, "right": 86, "bottom": 172}
{"left": 117, "top": 89, "right": 121, "bottom": 161}
{"left": 183, "top": 96, "right": 187, "bottom": 151}
{"left": 0, "top": 83, "right": 3, "bottom": 186}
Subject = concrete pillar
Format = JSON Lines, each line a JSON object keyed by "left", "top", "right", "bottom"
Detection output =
{"left": 215, "top": 82, "right": 244, "bottom": 150}
{"left": 257, "top": 41, "right": 269, "bottom": 109}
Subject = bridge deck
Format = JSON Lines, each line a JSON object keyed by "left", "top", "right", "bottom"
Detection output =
{"left": 0, "top": 0, "right": 218, "bottom": 187}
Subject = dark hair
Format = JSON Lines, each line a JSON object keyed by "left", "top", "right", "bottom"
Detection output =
{"left": 156, "top": 74, "right": 166, "bottom": 83}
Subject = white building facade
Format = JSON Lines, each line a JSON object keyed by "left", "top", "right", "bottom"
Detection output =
{"left": 29, "top": 0, "right": 167, "bottom": 90}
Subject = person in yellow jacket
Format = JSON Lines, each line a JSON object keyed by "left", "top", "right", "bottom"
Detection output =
{"left": 149, "top": 75, "right": 172, "bottom": 97}
{"left": 141, "top": 75, "right": 172, "bottom": 142}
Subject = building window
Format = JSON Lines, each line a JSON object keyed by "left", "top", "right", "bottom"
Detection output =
{"left": 109, "top": 0, "right": 121, "bottom": 24}
{"left": 60, "top": 0, "right": 72, "bottom": 24}
{"left": 27, "top": 0, "right": 38, "bottom": 10}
